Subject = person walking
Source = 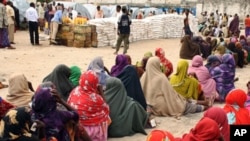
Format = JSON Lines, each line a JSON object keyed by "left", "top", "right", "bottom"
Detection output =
{"left": 50, "top": 5, "right": 62, "bottom": 44}
{"left": 114, "top": 6, "right": 131, "bottom": 55}
{"left": 0, "top": 0, "right": 15, "bottom": 49}
{"left": 245, "top": 15, "right": 250, "bottom": 37}
{"left": 6, "top": 1, "right": 15, "bottom": 44}
{"left": 25, "top": 2, "right": 39, "bottom": 45}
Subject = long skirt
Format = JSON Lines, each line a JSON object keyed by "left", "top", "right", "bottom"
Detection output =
{"left": 0, "top": 28, "right": 10, "bottom": 48}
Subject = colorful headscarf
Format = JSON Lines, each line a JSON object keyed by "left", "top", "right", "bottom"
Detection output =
{"left": 69, "top": 66, "right": 81, "bottom": 87}
{"left": 155, "top": 48, "right": 173, "bottom": 77}
{"left": 68, "top": 70, "right": 109, "bottom": 126}
{"left": 205, "top": 55, "right": 222, "bottom": 71}
{"left": 221, "top": 54, "right": 236, "bottom": 69}
{"left": 170, "top": 60, "right": 189, "bottom": 85}
{"left": 191, "top": 55, "right": 203, "bottom": 67}
{"left": 223, "top": 89, "right": 250, "bottom": 125}
{"left": 146, "top": 130, "right": 175, "bottom": 141}
{"left": 204, "top": 107, "right": 230, "bottom": 141}
{"left": 110, "top": 54, "right": 128, "bottom": 77}
{"left": 0, "top": 97, "right": 14, "bottom": 120}
{"left": 0, "top": 107, "right": 39, "bottom": 141}
{"left": 176, "top": 117, "right": 221, "bottom": 141}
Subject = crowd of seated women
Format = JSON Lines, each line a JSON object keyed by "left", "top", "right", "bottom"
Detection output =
{"left": 0, "top": 44, "right": 250, "bottom": 141}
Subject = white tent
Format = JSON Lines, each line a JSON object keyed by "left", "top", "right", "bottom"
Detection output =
{"left": 10, "top": 0, "right": 29, "bottom": 21}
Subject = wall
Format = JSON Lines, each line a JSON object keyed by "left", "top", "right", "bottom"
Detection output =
{"left": 198, "top": 0, "right": 250, "bottom": 21}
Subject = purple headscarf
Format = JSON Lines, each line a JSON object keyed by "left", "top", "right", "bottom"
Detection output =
{"left": 32, "top": 86, "right": 79, "bottom": 141}
{"left": 110, "top": 54, "right": 129, "bottom": 76}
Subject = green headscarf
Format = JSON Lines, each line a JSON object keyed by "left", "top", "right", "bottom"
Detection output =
{"left": 69, "top": 66, "right": 81, "bottom": 87}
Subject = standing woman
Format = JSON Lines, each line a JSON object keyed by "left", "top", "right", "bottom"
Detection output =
{"left": 229, "top": 14, "right": 240, "bottom": 37}
{"left": 183, "top": 9, "right": 193, "bottom": 37}
{"left": 0, "top": 0, "right": 15, "bottom": 49}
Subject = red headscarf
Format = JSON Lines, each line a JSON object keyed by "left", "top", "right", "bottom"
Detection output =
{"left": 155, "top": 48, "right": 173, "bottom": 77}
{"left": 204, "top": 107, "right": 230, "bottom": 141}
{"left": 223, "top": 89, "right": 250, "bottom": 125}
{"left": 175, "top": 117, "right": 222, "bottom": 141}
{"left": 67, "top": 70, "right": 109, "bottom": 126}
{"left": 0, "top": 97, "right": 15, "bottom": 119}
{"left": 146, "top": 130, "right": 175, "bottom": 141}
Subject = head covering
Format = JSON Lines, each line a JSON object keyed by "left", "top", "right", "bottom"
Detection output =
{"left": 230, "top": 36, "right": 237, "bottom": 43}
{"left": 117, "top": 65, "right": 147, "bottom": 109}
{"left": 170, "top": 60, "right": 199, "bottom": 100}
{"left": 205, "top": 55, "right": 221, "bottom": 72}
{"left": 110, "top": 54, "right": 129, "bottom": 76}
{"left": 0, "top": 97, "right": 15, "bottom": 120}
{"left": 155, "top": 48, "right": 173, "bottom": 77}
{"left": 215, "top": 45, "right": 226, "bottom": 55}
{"left": 140, "top": 57, "right": 186, "bottom": 116}
{"left": 180, "top": 35, "right": 201, "bottom": 60}
{"left": 221, "top": 53, "right": 236, "bottom": 69}
{"left": 43, "top": 64, "right": 74, "bottom": 101}
{"left": 204, "top": 107, "right": 230, "bottom": 141}
{"left": 32, "top": 84, "right": 79, "bottom": 141}
{"left": 6, "top": 73, "right": 33, "bottom": 107}
{"left": 146, "top": 130, "right": 175, "bottom": 141}
{"left": 87, "top": 56, "right": 110, "bottom": 87}
{"left": 0, "top": 107, "right": 39, "bottom": 141}
{"left": 235, "top": 42, "right": 242, "bottom": 49}
{"left": 191, "top": 55, "right": 203, "bottom": 67}
{"left": 69, "top": 66, "right": 81, "bottom": 87}
{"left": 104, "top": 77, "right": 147, "bottom": 137}
{"left": 141, "top": 52, "right": 153, "bottom": 70}
{"left": 125, "top": 55, "right": 132, "bottom": 65}
{"left": 176, "top": 117, "right": 221, "bottom": 141}
{"left": 68, "top": 70, "right": 109, "bottom": 126}
{"left": 223, "top": 89, "right": 250, "bottom": 125}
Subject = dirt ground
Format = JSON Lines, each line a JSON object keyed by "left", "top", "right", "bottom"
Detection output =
{"left": 1, "top": 31, "right": 250, "bottom": 141}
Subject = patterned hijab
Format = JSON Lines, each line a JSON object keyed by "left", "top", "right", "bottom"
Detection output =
{"left": 0, "top": 107, "right": 39, "bottom": 141}
{"left": 110, "top": 54, "right": 128, "bottom": 76}
{"left": 155, "top": 48, "right": 173, "bottom": 77}
{"left": 68, "top": 70, "right": 109, "bottom": 126}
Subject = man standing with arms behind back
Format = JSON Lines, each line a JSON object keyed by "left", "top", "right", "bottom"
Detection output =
{"left": 114, "top": 6, "right": 131, "bottom": 55}
{"left": 26, "top": 2, "right": 39, "bottom": 45}
{"left": 6, "top": 1, "right": 15, "bottom": 44}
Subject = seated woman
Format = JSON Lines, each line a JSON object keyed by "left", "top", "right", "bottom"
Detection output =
{"left": 246, "top": 81, "right": 250, "bottom": 112}
{"left": 235, "top": 42, "right": 248, "bottom": 65}
{"left": 155, "top": 48, "right": 173, "bottom": 77}
{"left": 169, "top": 60, "right": 200, "bottom": 100}
{"left": 175, "top": 117, "right": 224, "bottom": 141}
{"left": 104, "top": 77, "right": 148, "bottom": 137}
{"left": 210, "top": 54, "right": 235, "bottom": 102}
{"left": 32, "top": 84, "right": 80, "bottom": 141}
{"left": 110, "top": 54, "right": 129, "bottom": 77}
{"left": 87, "top": 56, "right": 110, "bottom": 88}
{"left": 140, "top": 57, "right": 208, "bottom": 117}
{"left": 125, "top": 55, "right": 144, "bottom": 78}
{"left": 69, "top": 66, "right": 82, "bottom": 87}
{"left": 223, "top": 89, "right": 250, "bottom": 125}
{"left": 6, "top": 73, "right": 34, "bottom": 107}
{"left": 204, "top": 107, "right": 230, "bottom": 141}
{"left": 227, "top": 42, "right": 244, "bottom": 68}
{"left": 180, "top": 35, "right": 201, "bottom": 60}
{"left": 68, "top": 70, "right": 110, "bottom": 141}
{"left": 0, "top": 97, "right": 14, "bottom": 120}
{"left": 205, "top": 55, "right": 221, "bottom": 73}
{"left": 192, "top": 36, "right": 211, "bottom": 59}
{"left": 116, "top": 65, "right": 147, "bottom": 110}
{"left": 188, "top": 55, "right": 218, "bottom": 101}
{"left": 43, "top": 64, "right": 74, "bottom": 101}
{"left": 0, "top": 107, "right": 40, "bottom": 141}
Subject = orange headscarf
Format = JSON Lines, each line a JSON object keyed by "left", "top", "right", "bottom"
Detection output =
{"left": 146, "top": 130, "right": 175, "bottom": 141}
{"left": 223, "top": 89, "right": 250, "bottom": 125}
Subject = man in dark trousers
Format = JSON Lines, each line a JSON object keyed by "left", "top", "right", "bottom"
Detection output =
{"left": 114, "top": 6, "right": 131, "bottom": 55}
{"left": 25, "top": 2, "right": 39, "bottom": 45}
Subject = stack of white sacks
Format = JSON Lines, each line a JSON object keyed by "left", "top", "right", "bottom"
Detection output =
{"left": 87, "top": 14, "right": 198, "bottom": 47}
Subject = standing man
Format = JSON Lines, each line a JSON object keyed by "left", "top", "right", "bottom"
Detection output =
{"left": 245, "top": 15, "right": 250, "bottom": 37}
{"left": 6, "top": 1, "right": 15, "bottom": 44}
{"left": 26, "top": 2, "right": 39, "bottom": 45}
{"left": 50, "top": 5, "right": 62, "bottom": 44}
{"left": 38, "top": 2, "right": 45, "bottom": 31}
{"left": 114, "top": 6, "right": 131, "bottom": 55}
{"left": 112, "top": 5, "right": 122, "bottom": 48}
